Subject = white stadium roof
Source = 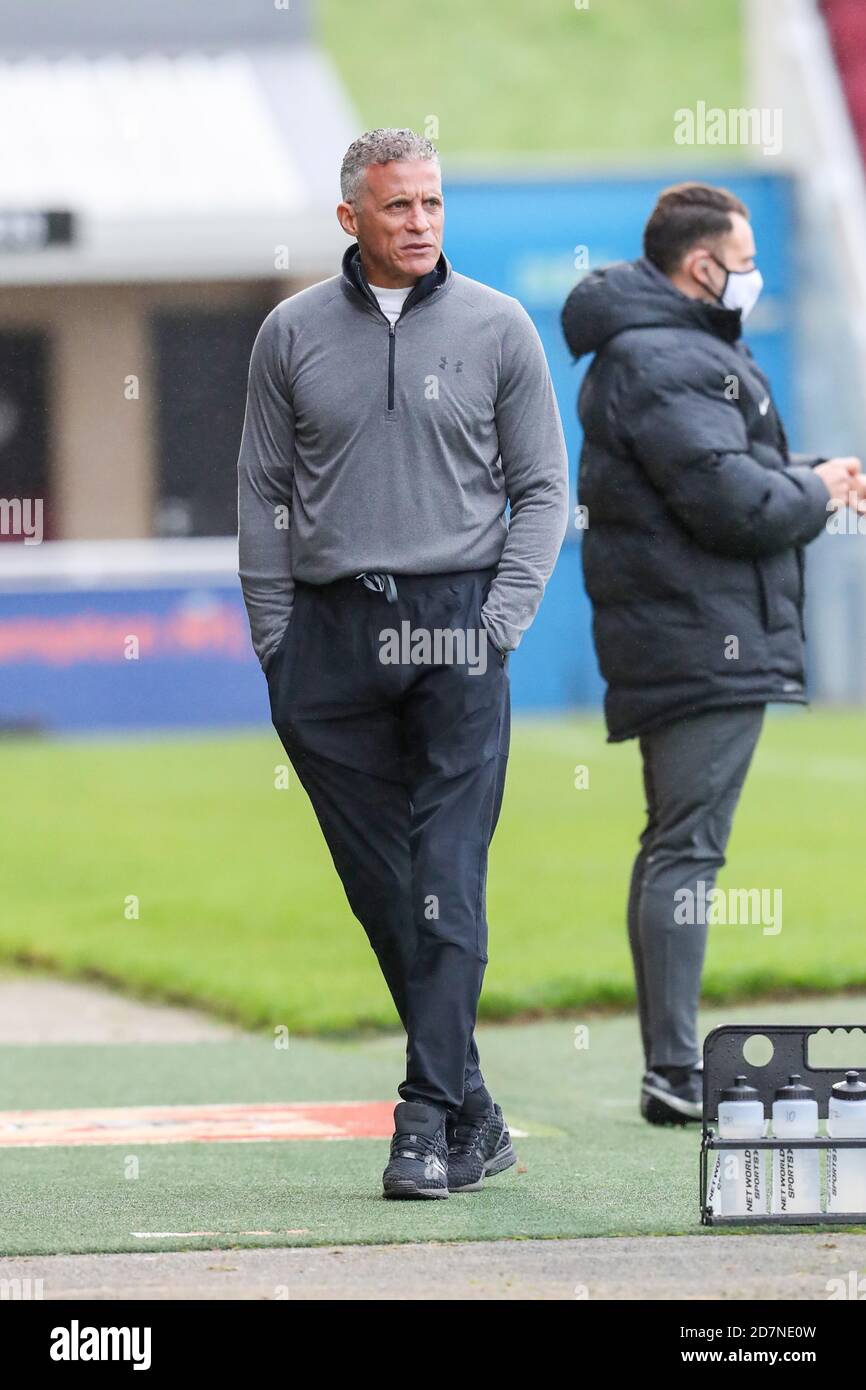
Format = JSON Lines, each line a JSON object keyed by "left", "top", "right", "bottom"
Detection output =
{"left": 0, "top": 23, "right": 358, "bottom": 283}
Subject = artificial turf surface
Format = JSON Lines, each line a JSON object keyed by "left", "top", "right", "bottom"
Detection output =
{"left": 3, "top": 712, "right": 866, "bottom": 1035}
{"left": 2, "top": 994, "right": 865, "bottom": 1257}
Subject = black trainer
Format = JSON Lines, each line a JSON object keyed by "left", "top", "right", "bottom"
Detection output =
{"left": 640, "top": 1064, "right": 703, "bottom": 1126}
{"left": 446, "top": 1100, "right": 517, "bottom": 1192}
{"left": 382, "top": 1101, "right": 449, "bottom": 1199}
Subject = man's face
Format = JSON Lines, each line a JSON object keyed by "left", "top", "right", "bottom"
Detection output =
{"left": 685, "top": 212, "right": 757, "bottom": 301}
{"left": 337, "top": 160, "right": 444, "bottom": 288}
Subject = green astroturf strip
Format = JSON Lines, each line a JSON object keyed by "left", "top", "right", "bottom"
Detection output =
{"left": 2, "top": 996, "right": 865, "bottom": 1256}
{"left": 3, "top": 712, "right": 866, "bottom": 1034}
{"left": 319, "top": 0, "right": 743, "bottom": 159}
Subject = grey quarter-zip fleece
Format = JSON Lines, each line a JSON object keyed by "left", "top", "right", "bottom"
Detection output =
{"left": 237, "top": 243, "right": 569, "bottom": 670}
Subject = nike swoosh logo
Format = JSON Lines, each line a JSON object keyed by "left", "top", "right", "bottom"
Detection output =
{"left": 758, "top": 396, "right": 771, "bottom": 415}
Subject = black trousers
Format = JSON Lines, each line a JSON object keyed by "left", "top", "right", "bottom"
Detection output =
{"left": 266, "top": 567, "right": 511, "bottom": 1113}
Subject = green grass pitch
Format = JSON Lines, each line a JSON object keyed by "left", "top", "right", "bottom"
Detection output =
{"left": 320, "top": 0, "right": 744, "bottom": 160}
{"left": 2, "top": 710, "right": 866, "bottom": 1035}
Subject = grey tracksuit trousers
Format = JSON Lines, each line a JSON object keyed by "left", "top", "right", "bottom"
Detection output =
{"left": 628, "top": 705, "right": 766, "bottom": 1071}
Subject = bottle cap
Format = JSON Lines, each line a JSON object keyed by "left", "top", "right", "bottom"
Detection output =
{"left": 720, "top": 1073, "right": 761, "bottom": 1103}
{"left": 831, "top": 1070, "right": 866, "bottom": 1102}
{"left": 774, "top": 1073, "right": 816, "bottom": 1102}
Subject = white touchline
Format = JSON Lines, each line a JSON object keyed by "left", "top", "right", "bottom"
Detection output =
{"left": 131, "top": 1229, "right": 310, "bottom": 1238}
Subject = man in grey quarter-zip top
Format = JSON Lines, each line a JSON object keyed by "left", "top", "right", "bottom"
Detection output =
{"left": 237, "top": 129, "right": 569, "bottom": 1199}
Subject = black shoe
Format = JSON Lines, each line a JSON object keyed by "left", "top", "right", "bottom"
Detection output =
{"left": 641, "top": 1065, "right": 703, "bottom": 1126}
{"left": 382, "top": 1101, "right": 449, "bottom": 1199}
{"left": 446, "top": 1101, "right": 517, "bottom": 1192}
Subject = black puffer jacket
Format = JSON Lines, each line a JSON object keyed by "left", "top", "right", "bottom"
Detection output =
{"left": 561, "top": 257, "right": 831, "bottom": 742}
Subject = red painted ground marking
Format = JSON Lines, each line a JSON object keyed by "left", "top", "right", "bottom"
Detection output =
{"left": 0, "top": 1100, "right": 398, "bottom": 1148}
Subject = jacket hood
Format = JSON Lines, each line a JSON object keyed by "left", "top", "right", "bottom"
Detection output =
{"left": 340, "top": 242, "right": 451, "bottom": 315}
{"left": 561, "top": 256, "right": 743, "bottom": 360}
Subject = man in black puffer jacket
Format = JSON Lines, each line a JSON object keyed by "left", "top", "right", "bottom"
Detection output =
{"left": 561, "top": 182, "right": 864, "bottom": 1126}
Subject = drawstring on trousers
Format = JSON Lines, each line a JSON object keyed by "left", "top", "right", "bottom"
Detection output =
{"left": 356, "top": 571, "right": 399, "bottom": 603}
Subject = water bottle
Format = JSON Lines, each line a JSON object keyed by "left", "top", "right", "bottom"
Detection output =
{"left": 719, "top": 1075, "right": 767, "bottom": 1217}
{"left": 771, "top": 1074, "right": 819, "bottom": 1215}
{"left": 827, "top": 1070, "right": 866, "bottom": 1214}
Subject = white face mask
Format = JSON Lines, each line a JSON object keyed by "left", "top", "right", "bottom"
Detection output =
{"left": 708, "top": 255, "right": 764, "bottom": 320}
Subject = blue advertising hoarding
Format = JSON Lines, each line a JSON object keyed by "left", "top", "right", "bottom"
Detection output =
{"left": 0, "top": 172, "right": 796, "bottom": 733}
{"left": 443, "top": 171, "right": 797, "bottom": 712}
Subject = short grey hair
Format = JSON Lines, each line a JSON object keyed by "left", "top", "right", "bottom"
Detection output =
{"left": 340, "top": 128, "right": 440, "bottom": 203}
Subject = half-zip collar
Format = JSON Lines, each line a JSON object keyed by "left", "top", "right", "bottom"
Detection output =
{"left": 340, "top": 242, "right": 451, "bottom": 324}
{"left": 340, "top": 243, "right": 451, "bottom": 413}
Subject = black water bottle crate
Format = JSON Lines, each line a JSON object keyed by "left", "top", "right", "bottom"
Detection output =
{"left": 700, "top": 1023, "right": 866, "bottom": 1227}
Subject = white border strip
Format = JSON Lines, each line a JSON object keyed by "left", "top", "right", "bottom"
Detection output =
{"left": 0, "top": 538, "right": 240, "bottom": 590}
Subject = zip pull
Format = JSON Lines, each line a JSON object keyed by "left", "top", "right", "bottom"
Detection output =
{"left": 387, "top": 320, "right": 396, "bottom": 411}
